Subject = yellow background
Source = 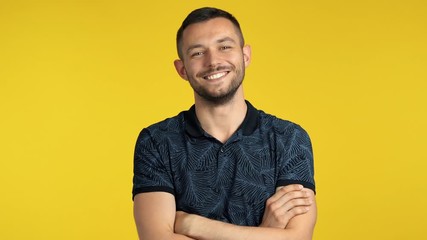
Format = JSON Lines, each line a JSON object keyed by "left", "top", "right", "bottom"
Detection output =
{"left": 1, "top": 0, "right": 426, "bottom": 239}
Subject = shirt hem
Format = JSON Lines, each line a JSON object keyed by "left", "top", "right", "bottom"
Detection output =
{"left": 132, "top": 186, "right": 175, "bottom": 200}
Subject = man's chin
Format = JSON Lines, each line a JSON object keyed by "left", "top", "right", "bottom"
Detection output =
{"left": 198, "top": 91, "right": 237, "bottom": 105}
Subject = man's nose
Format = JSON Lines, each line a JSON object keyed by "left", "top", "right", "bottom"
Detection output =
{"left": 204, "top": 50, "right": 220, "bottom": 68}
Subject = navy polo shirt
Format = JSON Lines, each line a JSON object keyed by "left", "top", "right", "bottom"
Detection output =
{"left": 133, "top": 101, "right": 315, "bottom": 226}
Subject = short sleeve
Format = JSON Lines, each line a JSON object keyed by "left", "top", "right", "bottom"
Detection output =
{"left": 276, "top": 124, "right": 316, "bottom": 193}
{"left": 132, "top": 128, "right": 175, "bottom": 200}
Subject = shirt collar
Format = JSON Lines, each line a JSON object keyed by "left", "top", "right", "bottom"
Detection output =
{"left": 184, "top": 100, "right": 259, "bottom": 138}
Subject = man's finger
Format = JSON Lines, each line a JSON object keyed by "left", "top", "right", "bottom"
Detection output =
{"left": 268, "top": 184, "right": 303, "bottom": 203}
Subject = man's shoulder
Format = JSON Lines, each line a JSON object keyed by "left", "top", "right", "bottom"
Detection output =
{"left": 139, "top": 111, "right": 186, "bottom": 141}
{"left": 258, "top": 110, "right": 307, "bottom": 136}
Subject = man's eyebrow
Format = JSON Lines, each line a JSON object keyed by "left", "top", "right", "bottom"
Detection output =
{"left": 217, "top": 37, "right": 236, "bottom": 44}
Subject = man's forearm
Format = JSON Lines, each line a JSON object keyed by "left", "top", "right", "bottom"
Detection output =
{"left": 176, "top": 213, "right": 311, "bottom": 240}
{"left": 170, "top": 233, "right": 197, "bottom": 240}
{"left": 174, "top": 187, "right": 317, "bottom": 240}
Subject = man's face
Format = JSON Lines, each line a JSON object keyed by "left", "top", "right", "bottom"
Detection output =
{"left": 174, "top": 17, "right": 251, "bottom": 104}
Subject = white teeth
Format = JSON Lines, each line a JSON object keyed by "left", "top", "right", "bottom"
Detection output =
{"left": 206, "top": 72, "right": 227, "bottom": 80}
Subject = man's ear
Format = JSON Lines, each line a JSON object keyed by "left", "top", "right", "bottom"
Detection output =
{"left": 242, "top": 45, "right": 252, "bottom": 68}
{"left": 174, "top": 59, "right": 188, "bottom": 80}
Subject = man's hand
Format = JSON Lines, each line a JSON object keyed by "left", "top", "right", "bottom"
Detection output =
{"left": 260, "top": 184, "right": 314, "bottom": 229}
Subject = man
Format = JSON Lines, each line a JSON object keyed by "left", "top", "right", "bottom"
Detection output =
{"left": 133, "top": 7, "right": 317, "bottom": 240}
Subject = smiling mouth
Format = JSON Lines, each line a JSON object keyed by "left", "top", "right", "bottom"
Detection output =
{"left": 204, "top": 71, "right": 229, "bottom": 80}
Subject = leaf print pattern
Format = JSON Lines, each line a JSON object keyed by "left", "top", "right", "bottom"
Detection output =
{"left": 133, "top": 101, "right": 315, "bottom": 226}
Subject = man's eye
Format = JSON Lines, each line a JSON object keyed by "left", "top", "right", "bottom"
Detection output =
{"left": 191, "top": 52, "right": 204, "bottom": 57}
{"left": 220, "top": 46, "right": 232, "bottom": 50}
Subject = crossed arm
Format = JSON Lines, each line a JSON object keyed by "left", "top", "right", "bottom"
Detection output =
{"left": 133, "top": 184, "right": 317, "bottom": 240}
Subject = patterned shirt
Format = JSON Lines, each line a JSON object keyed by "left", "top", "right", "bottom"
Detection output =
{"left": 133, "top": 101, "right": 315, "bottom": 226}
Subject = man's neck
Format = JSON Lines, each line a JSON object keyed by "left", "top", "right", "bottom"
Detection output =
{"left": 194, "top": 91, "right": 247, "bottom": 143}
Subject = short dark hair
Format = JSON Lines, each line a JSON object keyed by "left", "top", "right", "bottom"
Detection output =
{"left": 176, "top": 7, "right": 245, "bottom": 59}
